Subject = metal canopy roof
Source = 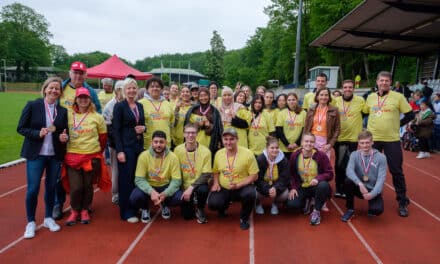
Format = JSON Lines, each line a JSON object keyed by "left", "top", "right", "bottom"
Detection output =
{"left": 310, "top": 0, "right": 440, "bottom": 57}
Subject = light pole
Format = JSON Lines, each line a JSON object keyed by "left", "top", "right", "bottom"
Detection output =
{"left": 293, "top": 0, "right": 303, "bottom": 88}
{"left": 1, "top": 59, "right": 6, "bottom": 92}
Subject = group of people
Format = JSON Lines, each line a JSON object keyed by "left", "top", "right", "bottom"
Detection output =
{"left": 17, "top": 61, "right": 415, "bottom": 239}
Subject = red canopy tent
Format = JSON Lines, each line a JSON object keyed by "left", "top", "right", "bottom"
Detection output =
{"left": 86, "top": 54, "right": 152, "bottom": 80}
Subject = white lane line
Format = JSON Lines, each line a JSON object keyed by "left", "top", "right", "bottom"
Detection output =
{"left": 249, "top": 214, "right": 255, "bottom": 264}
{"left": 384, "top": 183, "right": 440, "bottom": 222}
{"left": 0, "top": 185, "right": 27, "bottom": 198}
{"left": 117, "top": 210, "right": 161, "bottom": 264}
{"left": 0, "top": 158, "right": 26, "bottom": 169}
{"left": 0, "top": 188, "right": 99, "bottom": 254}
{"left": 330, "top": 199, "right": 383, "bottom": 264}
{"left": 403, "top": 163, "right": 440, "bottom": 182}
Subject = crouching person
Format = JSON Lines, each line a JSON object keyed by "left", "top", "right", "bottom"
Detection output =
{"left": 130, "top": 131, "right": 182, "bottom": 223}
{"left": 208, "top": 128, "right": 259, "bottom": 230}
{"left": 341, "top": 130, "right": 386, "bottom": 222}
{"left": 286, "top": 133, "right": 334, "bottom": 226}
{"left": 174, "top": 124, "right": 212, "bottom": 224}
{"left": 255, "top": 136, "right": 290, "bottom": 215}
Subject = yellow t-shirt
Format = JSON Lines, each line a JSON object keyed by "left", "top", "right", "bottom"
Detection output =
{"left": 98, "top": 91, "right": 114, "bottom": 108}
{"left": 248, "top": 111, "right": 275, "bottom": 155}
{"left": 67, "top": 111, "right": 107, "bottom": 154}
{"left": 223, "top": 107, "right": 252, "bottom": 148}
{"left": 297, "top": 151, "right": 318, "bottom": 188}
{"left": 335, "top": 95, "right": 365, "bottom": 142}
{"left": 213, "top": 146, "right": 259, "bottom": 189}
{"left": 363, "top": 91, "right": 411, "bottom": 142}
{"left": 174, "top": 144, "right": 212, "bottom": 189}
{"left": 60, "top": 84, "right": 76, "bottom": 110}
{"left": 190, "top": 113, "right": 211, "bottom": 148}
{"left": 275, "top": 109, "right": 306, "bottom": 152}
{"left": 211, "top": 97, "right": 222, "bottom": 109}
{"left": 139, "top": 98, "right": 174, "bottom": 148}
{"left": 135, "top": 150, "right": 181, "bottom": 187}
{"left": 172, "top": 104, "right": 191, "bottom": 146}
{"left": 263, "top": 108, "right": 277, "bottom": 128}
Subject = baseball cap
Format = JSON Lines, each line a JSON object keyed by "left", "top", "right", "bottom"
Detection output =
{"left": 75, "top": 87, "right": 90, "bottom": 97}
{"left": 222, "top": 127, "right": 238, "bottom": 138}
{"left": 70, "top": 61, "right": 87, "bottom": 72}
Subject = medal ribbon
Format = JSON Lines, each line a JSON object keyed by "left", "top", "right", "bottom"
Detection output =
{"left": 287, "top": 110, "right": 297, "bottom": 126}
{"left": 226, "top": 151, "right": 237, "bottom": 182}
{"left": 44, "top": 100, "right": 57, "bottom": 124}
{"left": 72, "top": 111, "right": 89, "bottom": 130}
{"left": 377, "top": 95, "right": 388, "bottom": 111}
{"left": 267, "top": 158, "right": 276, "bottom": 181}
{"left": 150, "top": 100, "right": 162, "bottom": 112}
{"left": 185, "top": 146, "right": 197, "bottom": 177}
{"left": 154, "top": 153, "right": 165, "bottom": 176}
{"left": 360, "top": 150, "right": 375, "bottom": 176}
{"left": 301, "top": 153, "right": 312, "bottom": 172}
{"left": 251, "top": 113, "right": 261, "bottom": 129}
{"left": 342, "top": 100, "right": 350, "bottom": 117}
{"left": 199, "top": 105, "right": 211, "bottom": 116}
{"left": 316, "top": 106, "right": 327, "bottom": 126}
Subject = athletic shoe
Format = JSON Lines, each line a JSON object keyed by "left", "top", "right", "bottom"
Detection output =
{"left": 321, "top": 202, "right": 330, "bottom": 212}
{"left": 161, "top": 205, "right": 171, "bottom": 219}
{"left": 111, "top": 194, "right": 119, "bottom": 205}
{"left": 80, "top": 210, "right": 90, "bottom": 224}
{"left": 310, "top": 210, "right": 321, "bottom": 226}
{"left": 270, "top": 203, "right": 279, "bottom": 215}
{"left": 240, "top": 218, "right": 250, "bottom": 230}
{"left": 334, "top": 192, "right": 346, "bottom": 199}
{"left": 255, "top": 203, "right": 265, "bottom": 215}
{"left": 126, "top": 217, "right": 139, "bottom": 223}
{"left": 341, "top": 209, "right": 355, "bottom": 222}
{"left": 303, "top": 198, "right": 311, "bottom": 215}
{"left": 416, "top": 152, "right": 424, "bottom": 159}
{"left": 195, "top": 208, "right": 208, "bottom": 224}
{"left": 66, "top": 210, "right": 79, "bottom": 226}
{"left": 141, "top": 209, "right": 151, "bottom": 223}
{"left": 52, "top": 204, "right": 63, "bottom": 220}
{"left": 43, "top": 218, "right": 61, "bottom": 232}
{"left": 24, "top": 221, "right": 36, "bottom": 239}
{"left": 398, "top": 204, "right": 409, "bottom": 217}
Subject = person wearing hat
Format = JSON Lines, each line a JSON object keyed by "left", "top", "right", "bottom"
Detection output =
{"left": 98, "top": 78, "right": 115, "bottom": 108}
{"left": 208, "top": 127, "right": 259, "bottom": 230}
{"left": 17, "top": 77, "right": 69, "bottom": 238}
{"left": 190, "top": 84, "right": 200, "bottom": 105}
{"left": 59, "top": 61, "right": 102, "bottom": 113}
{"left": 129, "top": 130, "right": 182, "bottom": 223}
{"left": 62, "top": 87, "right": 109, "bottom": 226}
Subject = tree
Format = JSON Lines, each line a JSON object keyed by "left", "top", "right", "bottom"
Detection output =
{"left": 0, "top": 3, "right": 52, "bottom": 81}
{"left": 51, "top": 44, "right": 69, "bottom": 68}
{"left": 206, "top": 30, "right": 226, "bottom": 84}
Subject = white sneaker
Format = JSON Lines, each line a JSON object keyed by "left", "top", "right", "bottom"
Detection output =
{"left": 43, "top": 218, "right": 61, "bottom": 232}
{"left": 161, "top": 205, "right": 171, "bottom": 219}
{"left": 424, "top": 152, "right": 431, "bottom": 158}
{"left": 111, "top": 194, "right": 119, "bottom": 204}
{"left": 255, "top": 203, "right": 265, "bottom": 215}
{"left": 270, "top": 203, "right": 279, "bottom": 215}
{"left": 416, "top": 152, "right": 424, "bottom": 159}
{"left": 126, "top": 217, "right": 139, "bottom": 223}
{"left": 24, "top": 221, "right": 36, "bottom": 239}
{"left": 141, "top": 209, "right": 151, "bottom": 223}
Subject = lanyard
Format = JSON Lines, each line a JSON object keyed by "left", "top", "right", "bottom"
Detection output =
{"left": 341, "top": 100, "right": 350, "bottom": 116}
{"left": 44, "top": 101, "right": 57, "bottom": 124}
{"left": 301, "top": 152, "right": 312, "bottom": 172}
{"left": 287, "top": 110, "right": 297, "bottom": 125}
{"left": 199, "top": 105, "right": 211, "bottom": 116}
{"left": 153, "top": 153, "right": 165, "bottom": 175}
{"left": 267, "top": 158, "right": 276, "bottom": 180}
{"left": 72, "top": 111, "right": 89, "bottom": 130}
{"left": 150, "top": 100, "right": 162, "bottom": 112}
{"left": 316, "top": 106, "right": 327, "bottom": 126}
{"left": 360, "top": 151, "right": 374, "bottom": 175}
{"left": 377, "top": 95, "right": 388, "bottom": 110}
{"left": 226, "top": 150, "right": 237, "bottom": 182}
{"left": 185, "top": 146, "right": 197, "bottom": 177}
{"left": 252, "top": 112, "right": 262, "bottom": 129}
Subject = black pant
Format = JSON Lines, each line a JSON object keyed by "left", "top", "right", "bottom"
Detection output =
{"left": 207, "top": 185, "right": 256, "bottom": 221}
{"left": 334, "top": 141, "right": 358, "bottom": 194}
{"left": 345, "top": 179, "right": 384, "bottom": 216}
{"left": 285, "top": 181, "right": 330, "bottom": 211}
{"left": 418, "top": 137, "right": 430, "bottom": 152}
{"left": 181, "top": 184, "right": 209, "bottom": 219}
{"left": 373, "top": 141, "right": 409, "bottom": 205}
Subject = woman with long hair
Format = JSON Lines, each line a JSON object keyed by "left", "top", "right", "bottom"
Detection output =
{"left": 248, "top": 94, "right": 275, "bottom": 156}
{"left": 17, "top": 77, "right": 68, "bottom": 238}
{"left": 276, "top": 93, "right": 306, "bottom": 159}
{"left": 263, "top": 90, "right": 277, "bottom": 127}
{"left": 172, "top": 86, "right": 193, "bottom": 147}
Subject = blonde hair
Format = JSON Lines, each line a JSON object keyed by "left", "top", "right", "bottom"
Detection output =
{"left": 40, "top": 77, "right": 63, "bottom": 97}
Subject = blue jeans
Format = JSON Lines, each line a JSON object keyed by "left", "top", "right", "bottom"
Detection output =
{"left": 26, "top": 156, "right": 61, "bottom": 222}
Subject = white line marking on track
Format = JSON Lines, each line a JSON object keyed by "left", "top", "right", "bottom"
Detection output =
{"left": 0, "top": 185, "right": 27, "bottom": 198}
{"left": 330, "top": 199, "right": 383, "bottom": 264}
{"left": 249, "top": 213, "right": 255, "bottom": 264}
{"left": 384, "top": 183, "right": 440, "bottom": 222}
{"left": 403, "top": 163, "right": 440, "bottom": 182}
{"left": 117, "top": 210, "right": 161, "bottom": 264}
{"left": 0, "top": 189, "right": 99, "bottom": 254}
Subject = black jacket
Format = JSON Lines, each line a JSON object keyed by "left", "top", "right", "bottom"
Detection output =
{"left": 255, "top": 153, "right": 290, "bottom": 196}
{"left": 112, "top": 100, "right": 145, "bottom": 154}
{"left": 17, "top": 98, "right": 68, "bottom": 160}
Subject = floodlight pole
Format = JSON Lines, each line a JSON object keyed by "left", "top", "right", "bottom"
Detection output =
{"left": 1, "top": 59, "right": 6, "bottom": 92}
{"left": 293, "top": 0, "right": 303, "bottom": 87}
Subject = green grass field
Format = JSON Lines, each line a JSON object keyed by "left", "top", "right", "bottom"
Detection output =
{"left": 0, "top": 92, "right": 40, "bottom": 164}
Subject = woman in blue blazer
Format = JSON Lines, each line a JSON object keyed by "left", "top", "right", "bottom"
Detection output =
{"left": 112, "top": 78, "right": 146, "bottom": 223}
{"left": 17, "top": 77, "right": 69, "bottom": 238}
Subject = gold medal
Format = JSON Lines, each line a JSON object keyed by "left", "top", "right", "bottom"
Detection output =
{"left": 363, "top": 175, "right": 369, "bottom": 182}
{"left": 316, "top": 125, "right": 322, "bottom": 132}
{"left": 47, "top": 125, "right": 56, "bottom": 132}
{"left": 376, "top": 110, "right": 382, "bottom": 117}
{"left": 71, "top": 132, "right": 79, "bottom": 138}
{"left": 254, "top": 131, "right": 259, "bottom": 136}
{"left": 269, "top": 180, "right": 273, "bottom": 185}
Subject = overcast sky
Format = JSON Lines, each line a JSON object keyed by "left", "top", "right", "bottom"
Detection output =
{"left": 1, "top": 0, "right": 271, "bottom": 63}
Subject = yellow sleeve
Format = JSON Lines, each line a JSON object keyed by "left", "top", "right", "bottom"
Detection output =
{"left": 363, "top": 94, "right": 372, "bottom": 114}
{"left": 212, "top": 151, "right": 220, "bottom": 173}
{"left": 97, "top": 114, "right": 107, "bottom": 133}
{"left": 202, "top": 147, "right": 212, "bottom": 174}
{"left": 236, "top": 108, "right": 252, "bottom": 125}
{"left": 266, "top": 112, "right": 275, "bottom": 132}
{"left": 398, "top": 93, "right": 412, "bottom": 114}
{"left": 170, "top": 154, "right": 182, "bottom": 180}
{"left": 247, "top": 152, "right": 259, "bottom": 175}
{"left": 135, "top": 152, "right": 149, "bottom": 178}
